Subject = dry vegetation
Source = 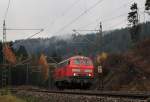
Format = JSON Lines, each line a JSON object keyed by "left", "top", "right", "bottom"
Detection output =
{"left": 0, "top": 95, "right": 25, "bottom": 102}
{"left": 102, "top": 38, "right": 150, "bottom": 91}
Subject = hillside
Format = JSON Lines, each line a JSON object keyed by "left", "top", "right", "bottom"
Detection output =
{"left": 102, "top": 38, "right": 150, "bottom": 91}
{"left": 13, "top": 22, "right": 150, "bottom": 59}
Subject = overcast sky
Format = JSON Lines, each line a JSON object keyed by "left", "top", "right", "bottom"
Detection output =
{"left": 0, "top": 0, "right": 146, "bottom": 41}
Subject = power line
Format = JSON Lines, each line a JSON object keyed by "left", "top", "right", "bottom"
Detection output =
{"left": 26, "top": 29, "right": 44, "bottom": 39}
{"left": 12, "top": 29, "right": 44, "bottom": 47}
{"left": 61, "top": 0, "right": 81, "bottom": 16}
{"left": 72, "top": 29, "right": 96, "bottom": 45}
{"left": 103, "top": 13, "right": 128, "bottom": 23}
{"left": 42, "top": 0, "right": 81, "bottom": 32}
{"left": 53, "top": 0, "right": 105, "bottom": 35}
{"left": 0, "top": 27, "right": 43, "bottom": 42}
{"left": 82, "top": 10, "right": 145, "bottom": 32}
{"left": 79, "top": 0, "right": 135, "bottom": 29}
{"left": 0, "top": 28, "right": 43, "bottom": 30}
{"left": 78, "top": 12, "right": 128, "bottom": 31}
{"left": 72, "top": 29, "right": 99, "bottom": 32}
{"left": 104, "top": 18, "right": 127, "bottom": 31}
{"left": 80, "top": 9, "right": 142, "bottom": 30}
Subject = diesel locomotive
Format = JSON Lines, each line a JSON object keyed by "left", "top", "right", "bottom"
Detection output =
{"left": 53, "top": 55, "right": 94, "bottom": 89}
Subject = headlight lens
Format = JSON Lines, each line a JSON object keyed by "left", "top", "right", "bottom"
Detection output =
{"left": 72, "top": 69, "right": 80, "bottom": 72}
{"left": 84, "top": 69, "right": 92, "bottom": 73}
{"left": 88, "top": 74, "right": 92, "bottom": 76}
{"left": 73, "top": 73, "right": 77, "bottom": 76}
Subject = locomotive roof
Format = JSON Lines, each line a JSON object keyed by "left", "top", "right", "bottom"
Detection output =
{"left": 70, "top": 55, "right": 90, "bottom": 59}
{"left": 58, "top": 56, "right": 91, "bottom": 64}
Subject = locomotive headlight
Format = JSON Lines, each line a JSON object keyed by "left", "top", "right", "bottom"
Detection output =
{"left": 88, "top": 74, "right": 92, "bottom": 76}
{"left": 73, "top": 73, "right": 77, "bottom": 76}
{"left": 84, "top": 69, "right": 92, "bottom": 73}
{"left": 72, "top": 69, "right": 80, "bottom": 72}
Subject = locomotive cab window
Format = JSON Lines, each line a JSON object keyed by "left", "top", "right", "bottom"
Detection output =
{"left": 73, "top": 58, "right": 93, "bottom": 66}
{"left": 74, "top": 59, "right": 80, "bottom": 65}
{"left": 82, "top": 59, "right": 92, "bottom": 66}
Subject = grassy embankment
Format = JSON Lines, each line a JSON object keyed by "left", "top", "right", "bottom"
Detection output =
{"left": 0, "top": 95, "right": 25, "bottom": 102}
{"left": 0, "top": 88, "right": 38, "bottom": 102}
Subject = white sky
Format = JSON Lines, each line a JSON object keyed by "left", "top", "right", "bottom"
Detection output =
{"left": 0, "top": 0, "right": 146, "bottom": 41}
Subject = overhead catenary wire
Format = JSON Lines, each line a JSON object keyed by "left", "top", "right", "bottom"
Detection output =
{"left": 5, "top": 0, "right": 137, "bottom": 40}
{"left": 61, "top": 0, "right": 81, "bottom": 16}
{"left": 79, "top": 10, "right": 144, "bottom": 33}
{"left": 80, "top": 7, "right": 145, "bottom": 32}
{"left": 53, "top": 0, "right": 105, "bottom": 35}
{"left": 104, "top": 18, "right": 128, "bottom": 31}
{"left": 12, "top": 29, "right": 44, "bottom": 47}
{"left": 79, "top": 0, "right": 135, "bottom": 29}
{"left": 44, "top": 0, "right": 145, "bottom": 39}
{"left": 34, "top": 0, "right": 144, "bottom": 40}
{"left": 74, "top": 9, "right": 144, "bottom": 37}
{"left": 74, "top": 16, "right": 128, "bottom": 34}
{"left": 0, "top": 28, "right": 43, "bottom": 30}
{"left": 26, "top": 29, "right": 44, "bottom": 39}
{"left": 1, "top": 0, "right": 80, "bottom": 41}
{"left": 72, "top": 29, "right": 96, "bottom": 45}
{"left": 42, "top": 0, "right": 82, "bottom": 32}
{"left": 78, "top": 12, "right": 129, "bottom": 31}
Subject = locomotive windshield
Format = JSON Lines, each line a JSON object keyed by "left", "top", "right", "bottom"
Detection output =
{"left": 73, "top": 58, "right": 92, "bottom": 66}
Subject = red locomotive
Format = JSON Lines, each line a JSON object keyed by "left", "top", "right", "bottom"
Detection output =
{"left": 53, "top": 55, "right": 94, "bottom": 89}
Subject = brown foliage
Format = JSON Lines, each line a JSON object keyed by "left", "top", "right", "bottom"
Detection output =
{"left": 3, "top": 44, "right": 17, "bottom": 65}
{"left": 125, "top": 38, "right": 150, "bottom": 73}
{"left": 38, "top": 54, "right": 49, "bottom": 80}
{"left": 102, "top": 38, "right": 150, "bottom": 91}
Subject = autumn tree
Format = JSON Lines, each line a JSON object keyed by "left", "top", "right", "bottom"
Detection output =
{"left": 128, "top": 3, "right": 140, "bottom": 43}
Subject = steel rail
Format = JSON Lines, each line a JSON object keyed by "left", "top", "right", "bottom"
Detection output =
{"left": 7, "top": 88, "right": 150, "bottom": 99}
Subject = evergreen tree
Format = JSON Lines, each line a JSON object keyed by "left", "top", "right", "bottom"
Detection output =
{"left": 145, "top": 0, "right": 150, "bottom": 13}
{"left": 51, "top": 52, "right": 62, "bottom": 63}
{"left": 128, "top": 3, "right": 140, "bottom": 43}
{"left": 16, "top": 45, "right": 28, "bottom": 61}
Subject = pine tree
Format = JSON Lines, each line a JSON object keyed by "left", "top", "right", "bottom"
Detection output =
{"left": 145, "top": 0, "right": 150, "bottom": 10}
{"left": 16, "top": 45, "right": 28, "bottom": 61}
{"left": 128, "top": 3, "right": 140, "bottom": 43}
{"left": 51, "top": 52, "right": 62, "bottom": 63}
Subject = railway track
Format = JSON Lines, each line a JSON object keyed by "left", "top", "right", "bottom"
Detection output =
{"left": 8, "top": 88, "right": 150, "bottom": 100}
